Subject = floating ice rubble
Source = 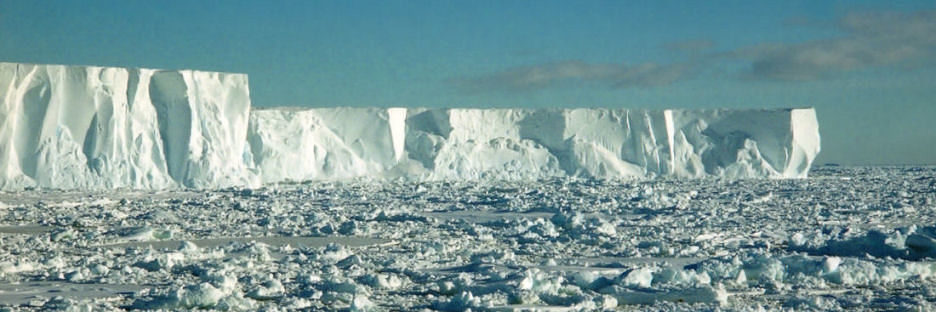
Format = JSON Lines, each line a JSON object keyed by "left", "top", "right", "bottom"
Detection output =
{"left": 0, "top": 167, "right": 933, "bottom": 310}
{"left": 1, "top": 62, "right": 820, "bottom": 190}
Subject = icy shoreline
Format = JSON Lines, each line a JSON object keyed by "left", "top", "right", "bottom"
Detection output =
{"left": 1, "top": 63, "right": 820, "bottom": 190}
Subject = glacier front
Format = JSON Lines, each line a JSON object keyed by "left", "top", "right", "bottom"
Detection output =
{"left": 0, "top": 62, "right": 820, "bottom": 190}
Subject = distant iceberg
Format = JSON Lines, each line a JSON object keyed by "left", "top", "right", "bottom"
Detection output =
{"left": 0, "top": 62, "right": 820, "bottom": 190}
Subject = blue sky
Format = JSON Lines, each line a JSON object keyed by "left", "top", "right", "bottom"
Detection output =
{"left": 1, "top": 0, "right": 934, "bottom": 165}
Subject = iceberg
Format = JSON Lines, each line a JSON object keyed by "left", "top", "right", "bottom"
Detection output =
{"left": 0, "top": 62, "right": 820, "bottom": 190}
{"left": 0, "top": 62, "right": 257, "bottom": 189}
{"left": 665, "top": 108, "right": 820, "bottom": 178}
{"left": 252, "top": 107, "right": 819, "bottom": 182}
{"left": 247, "top": 107, "right": 405, "bottom": 183}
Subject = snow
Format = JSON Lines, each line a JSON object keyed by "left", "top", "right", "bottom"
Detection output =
{"left": 1, "top": 62, "right": 820, "bottom": 190}
{"left": 0, "top": 166, "right": 933, "bottom": 310}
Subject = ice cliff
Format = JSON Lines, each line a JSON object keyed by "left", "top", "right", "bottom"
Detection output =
{"left": 247, "top": 107, "right": 406, "bottom": 184}
{"left": 0, "top": 63, "right": 256, "bottom": 189}
{"left": 251, "top": 107, "right": 819, "bottom": 182}
{"left": 0, "top": 62, "right": 820, "bottom": 190}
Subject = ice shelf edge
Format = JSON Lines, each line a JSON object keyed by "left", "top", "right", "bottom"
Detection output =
{"left": 0, "top": 63, "right": 821, "bottom": 190}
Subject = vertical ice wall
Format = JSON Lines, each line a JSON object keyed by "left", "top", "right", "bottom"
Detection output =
{"left": 786, "top": 108, "right": 821, "bottom": 178}
{"left": 0, "top": 62, "right": 256, "bottom": 189}
{"left": 399, "top": 108, "right": 671, "bottom": 180}
{"left": 247, "top": 107, "right": 819, "bottom": 183}
{"left": 0, "top": 62, "right": 820, "bottom": 189}
{"left": 392, "top": 108, "right": 816, "bottom": 180}
{"left": 562, "top": 109, "right": 671, "bottom": 178}
{"left": 247, "top": 107, "right": 405, "bottom": 183}
{"left": 664, "top": 108, "right": 821, "bottom": 178}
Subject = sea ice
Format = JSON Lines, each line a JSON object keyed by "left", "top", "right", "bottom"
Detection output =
{"left": 0, "top": 167, "right": 932, "bottom": 310}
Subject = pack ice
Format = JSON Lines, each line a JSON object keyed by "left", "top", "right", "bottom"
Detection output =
{"left": 0, "top": 63, "right": 820, "bottom": 190}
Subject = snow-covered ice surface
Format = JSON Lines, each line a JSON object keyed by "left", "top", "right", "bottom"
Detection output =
{"left": 0, "top": 166, "right": 935, "bottom": 311}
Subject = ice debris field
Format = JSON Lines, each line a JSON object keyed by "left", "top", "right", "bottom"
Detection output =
{"left": 1, "top": 63, "right": 933, "bottom": 311}
{"left": 1, "top": 167, "right": 936, "bottom": 311}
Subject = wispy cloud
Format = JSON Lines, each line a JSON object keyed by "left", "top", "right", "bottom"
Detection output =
{"left": 454, "top": 9, "right": 936, "bottom": 93}
{"left": 736, "top": 10, "right": 936, "bottom": 80}
{"left": 453, "top": 60, "right": 698, "bottom": 93}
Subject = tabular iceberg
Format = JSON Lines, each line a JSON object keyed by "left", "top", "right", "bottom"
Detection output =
{"left": 0, "top": 62, "right": 820, "bottom": 190}
{"left": 247, "top": 107, "right": 406, "bottom": 183}
{"left": 251, "top": 107, "right": 819, "bottom": 182}
{"left": 0, "top": 62, "right": 257, "bottom": 190}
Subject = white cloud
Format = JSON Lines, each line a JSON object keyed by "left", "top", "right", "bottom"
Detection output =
{"left": 453, "top": 60, "right": 697, "bottom": 93}
{"left": 738, "top": 10, "right": 936, "bottom": 80}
